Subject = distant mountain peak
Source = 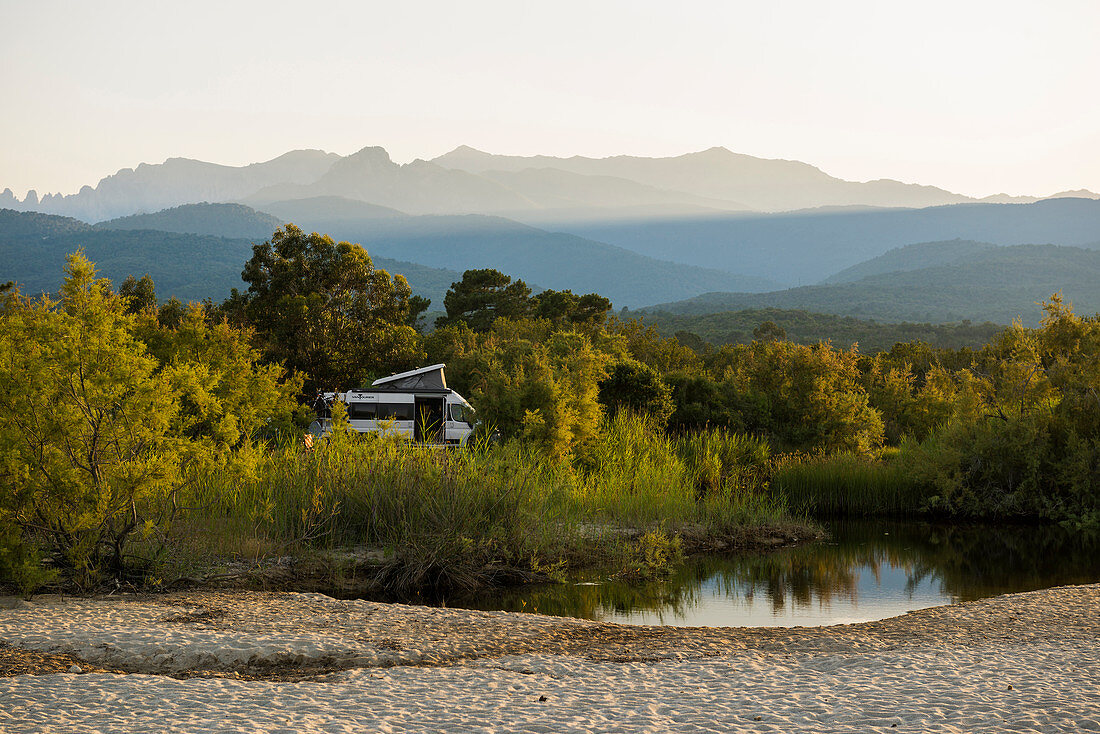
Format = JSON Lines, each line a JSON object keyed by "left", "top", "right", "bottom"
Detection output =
{"left": 1050, "top": 189, "right": 1100, "bottom": 200}
{"left": 346, "top": 146, "right": 394, "bottom": 164}
{"left": 446, "top": 144, "right": 490, "bottom": 156}
{"left": 433, "top": 145, "right": 498, "bottom": 167}
{"left": 270, "top": 148, "right": 335, "bottom": 159}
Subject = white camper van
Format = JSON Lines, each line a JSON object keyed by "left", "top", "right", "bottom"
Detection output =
{"left": 309, "top": 364, "right": 477, "bottom": 446}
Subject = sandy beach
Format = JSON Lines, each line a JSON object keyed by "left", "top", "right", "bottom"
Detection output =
{"left": 1, "top": 584, "right": 1098, "bottom": 732}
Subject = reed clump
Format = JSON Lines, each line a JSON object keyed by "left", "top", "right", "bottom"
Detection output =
{"left": 771, "top": 449, "right": 928, "bottom": 516}
{"left": 183, "top": 431, "right": 567, "bottom": 595}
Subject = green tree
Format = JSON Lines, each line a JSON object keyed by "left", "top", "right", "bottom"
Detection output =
{"left": 865, "top": 357, "right": 983, "bottom": 443}
{"left": 673, "top": 330, "right": 706, "bottom": 352}
{"left": 0, "top": 253, "right": 303, "bottom": 588}
{"left": 609, "top": 318, "right": 703, "bottom": 374}
{"left": 906, "top": 296, "right": 1100, "bottom": 521}
{"left": 531, "top": 289, "right": 612, "bottom": 327}
{"left": 157, "top": 296, "right": 186, "bottom": 329}
{"left": 666, "top": 371, "right": 738, "bottom": 431}
{"left": 119, "top": 274, "right": 157, "bottom": 314}
{"left": 752, "top": 320, "right": 787, "bottom": 342}
{"left": 676, "top": 341, "right": 883, "bottom": 452}
{"left": 240, "top": 225, "right": 423, "bottom": 391}
{"left": 406, "top": 295, "right": 432, "bottom": 330}
{"left": 435, "top": 269, "right": 532, "bottom": 332}
{"left": 730, "top": 340, "right": 884, "bottom": 453}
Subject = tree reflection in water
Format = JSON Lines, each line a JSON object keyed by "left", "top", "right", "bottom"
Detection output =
{"left": 449, "top": 521, "right": 1100, "bottom": 626}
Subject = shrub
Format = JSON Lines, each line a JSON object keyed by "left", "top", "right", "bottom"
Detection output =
{"left": 0, "top": 253, "right": 298, "bottom": 588}
{"left": 598, "top": 361, "right": 675, "bottom": 427}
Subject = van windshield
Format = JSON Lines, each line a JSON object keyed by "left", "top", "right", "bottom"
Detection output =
{"left": 450, "top": 404, "right": 474, "bottom": 424}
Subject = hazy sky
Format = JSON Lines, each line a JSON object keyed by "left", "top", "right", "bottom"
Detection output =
{"left": 4, "top": 0, "right": 1099, "bottom": 198}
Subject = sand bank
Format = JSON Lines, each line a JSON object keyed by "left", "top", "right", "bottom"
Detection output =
{"left": 1, "top": 584, "right": 1098, "bottom": 732}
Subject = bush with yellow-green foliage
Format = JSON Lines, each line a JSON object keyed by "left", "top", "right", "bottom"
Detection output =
{"left": 776, "top": 297, "right": 1100, "bottom": 523}
{"left": 0, "top": 253, "right": 300, "bottom": 589}
{"left": 864, "top": 359, "right": 985, "bottom": 444}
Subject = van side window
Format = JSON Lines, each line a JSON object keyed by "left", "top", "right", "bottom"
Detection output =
{"left": 377, "top": 403, "right": 414, "bottom": 420}
{"left": 347, "top": 402, "right": 376, "bottom": 420}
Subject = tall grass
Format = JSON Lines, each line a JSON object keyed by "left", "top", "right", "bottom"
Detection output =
{"left": 168, "top": 415, "right": 802, "bottom": 595}
{"left": 772, "top": 449, "right": 928, "bottom": 516}
{"left": 576, "top": 413, "right": 698, "bottom": 524}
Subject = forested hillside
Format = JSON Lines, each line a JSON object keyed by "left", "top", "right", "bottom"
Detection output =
{"left": 0, "top": 227, "right": 257, "bottom": 301}
{"left": 822, "top": 240, "right": 999, "bottom": 283}
{"left": 635, "top": 307, "right": 1005, "bottom": 353}
{"left": 258, "top": 210, "right": 779, "bottom": 307}
{"left": 0, "top": 208, "right": 91, "bottom": 239}
{"left": 1, "top": 204, "right": 782, "bottom": 309}
{"left": 646, "top": 245, "right": 1100, "bottom": 326}
{"left": 98, "top": 202, "right": 284, "bottom": 240}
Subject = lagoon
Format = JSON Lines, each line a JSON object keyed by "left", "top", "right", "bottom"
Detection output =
{"left": 449, "top": 520, "right": 1100, "bottom": 627}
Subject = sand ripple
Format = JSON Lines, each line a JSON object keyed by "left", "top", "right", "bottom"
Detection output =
{"left": 1, "top": 585, "right": 1098, "bottom": 732}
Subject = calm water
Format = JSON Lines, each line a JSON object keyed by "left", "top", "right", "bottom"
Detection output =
{"left": 448, "top": 520, "right": 1100, "bottom": 627}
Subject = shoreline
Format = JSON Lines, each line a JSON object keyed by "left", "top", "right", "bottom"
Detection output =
{"left": 2, "top": 584, "right": 1098, "bottom": 732}
{"left": 138, "top": 519, "right": 824, "bottom": 600}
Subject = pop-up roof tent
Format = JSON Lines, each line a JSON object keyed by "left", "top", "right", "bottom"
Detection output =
{"left": 371, "top": 363, "right": 449, "bottom": 392}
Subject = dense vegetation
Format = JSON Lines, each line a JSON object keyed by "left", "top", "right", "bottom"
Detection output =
{"left": 3, "top": 224, "right": 1099, "bottom": 598}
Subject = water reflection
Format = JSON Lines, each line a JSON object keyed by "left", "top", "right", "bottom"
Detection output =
{"left": 449, "top": 521, "right": 1100, "bottom": 627}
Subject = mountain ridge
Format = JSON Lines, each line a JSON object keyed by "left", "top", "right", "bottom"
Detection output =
{"left": 97, "top": 203, "right": 284, "bottom": 240}
{"left": 822, "top": 239, "right": 1000, "bottom": 284}
{"left": 7, "top": 144, "right": 1095, "bottom": 224}
{"left": 1, "top": 150, "right": 341, "bottom": 222}
{"left": 558, "top": 197, "right": 1100, "bottom": 285}
{"left": 430, "top": 145, "right": 972, "bottom": 211}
